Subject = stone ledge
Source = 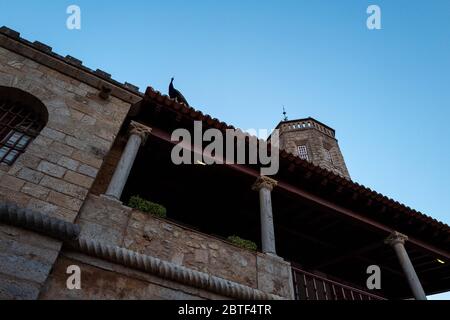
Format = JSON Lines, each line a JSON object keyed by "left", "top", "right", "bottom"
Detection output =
{"left": 95, "top": 194, "right": 249, "bottom": 256}
{"left": 67, "top": 237, "right": 284, "bottom": 300}
{"left": 256, "top": 253, "right": 295, "bottom": 300}
{"left": 0, "top": 202, "right": 80, "bottom": 241}
{"left": 0, "top": 201, "right": 284, "bottom": 300}
{"left": 41, "top": 254, "right": 225, "bottom": 300}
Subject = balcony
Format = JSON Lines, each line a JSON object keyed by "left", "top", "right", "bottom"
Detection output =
{"left": 292, "top": 266, "right": 386, "bottom": 300}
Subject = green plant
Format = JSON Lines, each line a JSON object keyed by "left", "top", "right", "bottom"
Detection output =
{"left": 227, "top": 235, "right": 257, "bottom": 252}
{"left": 128, "top": 195, "right": 167, "bottom": 218}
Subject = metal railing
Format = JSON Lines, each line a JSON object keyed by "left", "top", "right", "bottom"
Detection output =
{"left": 292, "top": 266, "right": 386, "bottom": 300}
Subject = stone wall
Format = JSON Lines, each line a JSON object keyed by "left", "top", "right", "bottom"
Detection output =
{"left": 40, "top": 254, "right": 227, "bottom": 300}
{"left": 0, "top": 224, "right": 61, "bottom": 299}
{"left": 0, "top": 38, "right": 137, "bottom": 299}
{"left": 0, "top": 45, "right": 132, "bottom": 223}
{"left": 70, "top": 194, "right": 294, "bottom": 299}
{"left": 280, "top": 127, "right": 350, "bottom": 179}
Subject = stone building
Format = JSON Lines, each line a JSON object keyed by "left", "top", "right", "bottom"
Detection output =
{"left": 277, "top": 118, "right": 350, "bottom": 179}
{"left": 0, "top": 26, "right": 449, "bottom": 300}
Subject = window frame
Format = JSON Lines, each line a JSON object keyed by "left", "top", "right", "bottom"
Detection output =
{"left": 0, "top": 129, "right": 34, "bottom": 165}
{"left": 324, "top": 148, "right": 334, "bottom": 165}
{"left": 0, "top": 90, "right": 47, "bottom": 166}
{"left": 297, "top": 145, "right": 310, "bottom": 161}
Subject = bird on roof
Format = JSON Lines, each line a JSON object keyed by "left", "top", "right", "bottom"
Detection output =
{"left": 169, "top": 77, "right": 190, "bottom": 107}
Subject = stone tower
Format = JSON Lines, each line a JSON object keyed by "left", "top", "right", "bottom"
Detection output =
{"left": 276, "top": 117, "right": 351, "bottom": 179}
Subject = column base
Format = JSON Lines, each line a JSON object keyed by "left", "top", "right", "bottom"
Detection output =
{"left": 262, "top": 252, "right": 285, "bottom": 262}
{"left": 100, "top": 194, "right": 123, "bottom": 204}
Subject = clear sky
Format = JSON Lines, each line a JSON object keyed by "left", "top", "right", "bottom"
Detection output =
{"left": 1, "top": 0, "right": 449, "bottom": 299}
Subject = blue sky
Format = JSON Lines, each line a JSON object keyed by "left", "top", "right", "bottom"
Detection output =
{"left": 1, "top": 0, "right": 449, "bottom": 299}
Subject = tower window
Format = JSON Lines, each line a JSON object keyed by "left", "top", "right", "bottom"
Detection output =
{"left": 297, "top": 145, "right": 309, "bottom": 161}
{"left": 0, "top": 87, "right": 48, "bottom": 165}
{"left": 324, "top": 149, "right": 334, "bottom": 164}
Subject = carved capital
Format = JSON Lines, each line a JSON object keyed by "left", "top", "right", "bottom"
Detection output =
{"left": 129, "top": 121, "right": 152, "bottom": 144}
{"left": 252, "top": 176, "right": 278, "bottom": 192}
{"left": 385, "top": 231, "right": 408, "bottom": 247}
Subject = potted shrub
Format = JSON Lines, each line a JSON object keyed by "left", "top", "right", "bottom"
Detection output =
{"left": 128, "top": 195, "right": 167, "bottom": 218}
{"left": 227, "top": 235, "right": 257, "bottom": 252}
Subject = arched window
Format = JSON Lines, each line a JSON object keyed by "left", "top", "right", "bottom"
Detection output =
{"left": 0, "top": 86, "right": 48, "bottom": 165}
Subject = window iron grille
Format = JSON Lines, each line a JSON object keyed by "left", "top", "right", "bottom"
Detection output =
{"left": 298, "top": 145, "right": 309, "bottom": 161}
{"left": 0, "top": 100, "right": 44, "bottom": 165}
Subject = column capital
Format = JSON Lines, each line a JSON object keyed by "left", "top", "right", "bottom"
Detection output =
{"left": 385, "top": 231, "right": 408, "bottom": 246}
{"left": 129, "top": 121, "right": 152, "bottom": 144}
{"left": 252, "top": 176, "right": 278, "bottom": 192}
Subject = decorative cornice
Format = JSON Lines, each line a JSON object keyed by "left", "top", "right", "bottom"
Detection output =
{"left": 0, "top": 202, "right": 80, "bottom": 241}
{"left": 0, "top": 201, "right": 282, "bottom": 300}
{"left": 68, "top": 237, "right": 282, "bottom": 300}
{"left": 252, "top": 176, "right": 278, "bottom": 192}
{"left": 129, "top": 121, "right": 152, "bottom": 144}
{"left": 385, "top": 231, "right": 408, "bottom": 247}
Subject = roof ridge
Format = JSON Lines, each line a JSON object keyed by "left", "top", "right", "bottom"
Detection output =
{"left": 144, "top": 86, "right": 450, "bottom": 234}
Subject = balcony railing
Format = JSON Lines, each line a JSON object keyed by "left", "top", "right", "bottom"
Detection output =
{"left": 292, "top": 266, "right": 386, "bottom": 300}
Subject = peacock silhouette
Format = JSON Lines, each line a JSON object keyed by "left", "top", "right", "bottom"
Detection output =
{"left": 169, "top": 77, "right": 190, "bottom": 107}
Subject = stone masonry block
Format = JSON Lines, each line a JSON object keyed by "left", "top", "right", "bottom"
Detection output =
{"left": 57, "top": 156, "right": 79, "bottom": 171}
{"left": 39, "top": 175, "right": 87, "bottom": 200}
{"left": 0, "top": 249, "right": 55, "bottom": 284}
{"left": 71, "top": 150, "right": 103, "bottom": 169}
{"left": 63, "top": 171, "right": 93, "bottom": 189}
{"left": 77, "top": 218, "right": 124, "bottom": 246}
{"left": 17, "top": 167, "right": 44, "bottom": 184}
{"left": 37, "top": 161, "right": 67, "bottom": 178}
{"left": 21, "top": 182, "right": 50, "bottom": 200}
{"left": 0, "top": 274, "right": 41, "bottom": 300}
{"left": 256, "top": 253, "right": 295, "bottom": 299}
{"left": 77, "top": 163, "right": 98, "bottom": 178}
{"left": 46, "top": 191, "right": 83, "bottom": 211}
{"left": 26, "top": 198, "right": 77, "bottom": 222}
{"left": 0, "top": 174, "right": 26, "bottom": 191}
{"left": 0, "top": 185, "right": 31, "bottom": 207}
{"left": 49, "top": 141, "right": 75, "bottom": 157}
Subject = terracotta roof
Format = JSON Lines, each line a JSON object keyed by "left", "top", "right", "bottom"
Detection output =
{"left": 144, "top": 86, "right": 450, "bottom": 236}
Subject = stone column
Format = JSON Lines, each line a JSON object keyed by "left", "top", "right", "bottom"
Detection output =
{"left": 105, "top": 121, "right": 152, "bottom": 201}
{"left": 385, "top": 231, "right": 427, "bottom": 300}
{"left": 252, "top": 176, "right": 278, "bottom": 255}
